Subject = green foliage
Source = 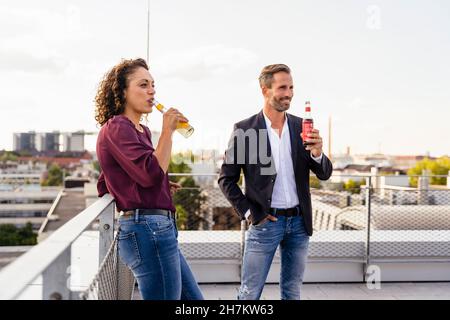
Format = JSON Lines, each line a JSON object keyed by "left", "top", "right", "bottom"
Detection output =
{"left": 169, "top": 152, "right": 193, "bottom": 176}
{"left": 175, "top": 205, "right": 188, "bottom": 230}
{"left": 92, "top": 160, "right": 101, "bottom": 173}
{"left": 0, "top": 151, "right": 18, "bottom": 162}
{"left": 18, "top": 150, "right": 32, "bottom": 157}
{"left": 309, "top": 176, "right": 322, "bottom": 189}
{"left": 343, "top": 179, "right": 365, "bottom": 194}
{"left": 0, "top": 223, "right": 37, "bottom": 246}
{"left": 169, "top": 153, "right": 206, "bottom": 230}
{"left": 407, "top": 157, "right": 450, "bottom": 187}
{"left": 41, "top": 163, "right": 63, "bottom": 186}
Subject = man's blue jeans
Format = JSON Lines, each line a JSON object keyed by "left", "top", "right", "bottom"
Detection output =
{"left": 117, "top": 214, "right": 204, "bottom": 300}
{"left": 238, "top": 215, "right": 310, "bottom": 300}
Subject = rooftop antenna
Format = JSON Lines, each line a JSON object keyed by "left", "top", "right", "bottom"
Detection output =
{"left": 328, "top": 116, "right": 332, "bottom": 160}
{"left": 146, "top": 0, "right": 150, "bottom": 62}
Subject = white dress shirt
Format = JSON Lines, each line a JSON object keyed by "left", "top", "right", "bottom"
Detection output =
{"left": 245, "top": 111, "right": 322, "bottom": 219}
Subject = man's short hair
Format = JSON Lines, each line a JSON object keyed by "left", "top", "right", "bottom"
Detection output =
{"left": 258, "top": 64, "right": 291, "bottom": 88}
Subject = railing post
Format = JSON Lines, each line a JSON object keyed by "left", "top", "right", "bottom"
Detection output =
{"left": 98, "top": 202, "right": 115, "bottom": 266}
{"left": 42, "top": 247, "right": 71, "bottom": 300}
{"left": 447, "top": 170, "right": 450, "bottom": 189}
{"left": 97, "top": 201, "right": 117, "bottom": 300}
{"left": 364, "top": 176, "right": 372, "bottom": 282}
{"left": 418, "top": 169, "right": 430, "bottom": 205}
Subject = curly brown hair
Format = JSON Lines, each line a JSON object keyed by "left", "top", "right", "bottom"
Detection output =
{"left": 95, "top": 58, "right": 149, "bottom": 126}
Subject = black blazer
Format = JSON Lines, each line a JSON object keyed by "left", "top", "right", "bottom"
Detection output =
{"left": 218, "top": 110, "right": 333, "bottom": 236}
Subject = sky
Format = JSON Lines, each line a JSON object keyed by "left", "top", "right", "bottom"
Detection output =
{"left": 0, "top": 0, "right": 449, "bottom": 157}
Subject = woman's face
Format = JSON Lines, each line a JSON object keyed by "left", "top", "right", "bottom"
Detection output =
{"left": 123, "top": 67, "right": 155, "bottom": 115}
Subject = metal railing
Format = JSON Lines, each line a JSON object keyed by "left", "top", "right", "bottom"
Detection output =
{"left": 0, "top": 193, "right": 135, "bottom": 300}
{"left": 1, "top": 173, "right": 449, "bottom": 299}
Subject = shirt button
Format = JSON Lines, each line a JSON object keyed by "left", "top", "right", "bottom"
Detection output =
{"left": 267, "top": 199, "right": 271, "bottom": 203}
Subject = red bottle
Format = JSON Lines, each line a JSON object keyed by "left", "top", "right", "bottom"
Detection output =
{"left": 302, "top": 101, "right": 314, "bottom": 146}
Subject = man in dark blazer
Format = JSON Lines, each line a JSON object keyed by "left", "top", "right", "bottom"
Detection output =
{"left": 218, "top": 64, "right": 332, "bottom": 300}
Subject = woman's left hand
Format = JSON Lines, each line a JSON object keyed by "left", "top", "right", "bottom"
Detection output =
{"left": 169, "top": 181, "right": 182, "bottom": 196}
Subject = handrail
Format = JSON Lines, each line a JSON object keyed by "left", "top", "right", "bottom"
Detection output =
{"left": 0, "top": 194, "right": 114, "bottom": 300}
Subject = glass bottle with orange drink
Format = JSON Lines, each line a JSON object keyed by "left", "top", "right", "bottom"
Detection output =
{"left": 153, "top": 100, "right": 194, "bottom": 138}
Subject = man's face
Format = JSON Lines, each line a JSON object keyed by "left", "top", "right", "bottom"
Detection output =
{"left": 263, "top": 72, "right": 294, "bottom": 112}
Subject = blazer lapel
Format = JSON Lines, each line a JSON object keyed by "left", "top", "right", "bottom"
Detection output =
{"left": 256, "top": 110, "right": 272, "bottom": 161}
{"left": 287, "top": 113, "right": 300, "bottom": 170}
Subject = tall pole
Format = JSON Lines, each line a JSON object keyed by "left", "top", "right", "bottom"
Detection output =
{"left": 328, "top": 116, "right": 332, "bottom": 160}
{"left": 146, "top": 0, "right": 150, "bottom": 62}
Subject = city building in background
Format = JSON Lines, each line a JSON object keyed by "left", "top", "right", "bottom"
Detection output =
{"left": 12, "top": 131, "right": 95, "bottom": 154}
{"left": 35, "top": 132, "right": 60, "bottom": 153}
{"left": 61, "top": 132, "right": 85, "bottom": 152}
{"left": 13, "top": 132, "right": 36, "bottom": 153}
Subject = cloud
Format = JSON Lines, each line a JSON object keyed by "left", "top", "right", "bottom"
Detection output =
{"left": 0, "top": 4, "right": 90, "bottom": 74}
{"left": 0, "top": 5, "right": 44, "bottom": 38}
{"left": 347, "top": 97, "right": 364, "bottom": 111}
{"left": 153, "top": 45, "right": 259, "bottom": 81}
{"left": 0, "top": 47, "right": 68, "bottom": 73}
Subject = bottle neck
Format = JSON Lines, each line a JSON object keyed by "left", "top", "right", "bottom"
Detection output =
{"left": 304, "top": 106, "right": 312, "bottom": 119}
{"left": 154, "top": 101, "right": 167, "bottom": 113}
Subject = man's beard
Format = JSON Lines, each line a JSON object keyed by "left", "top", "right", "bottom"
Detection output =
{"left": 270, "top": 96, "right": 291, "bottom": 112}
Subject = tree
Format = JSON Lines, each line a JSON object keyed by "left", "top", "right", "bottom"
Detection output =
{"left": 0, "top": 223, "right": 37, "bottom": 246}
{"left": 0, "top": 151, "right": 18, "bottom": 162}
{"left": 343, "top": 179, "right": 365, "bottom": 194}
{"left": 408, "top": 157, "right": 450, "bottom": 187}
{"left": 18, "top": 150, "right": 32, "bottom": 157}
{"left": 41, "top": 163, "right": 63, "bottom": 186}
{"left": 92, "top": 160, "right": 101, "bottom": 173}
{"left": 309, "top": 176, "right": 322, "bottom": 189}
{"left": 169, "top": 153, "right": 207, "bottom": 230}
{"left": 175, "top": 205, "right": 188, "bottom": 230}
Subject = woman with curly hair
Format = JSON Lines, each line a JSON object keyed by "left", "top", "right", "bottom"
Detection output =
{"left": 95, "top": 58, "right": 203, "bottom": 300}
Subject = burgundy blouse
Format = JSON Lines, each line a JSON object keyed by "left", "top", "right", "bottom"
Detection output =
{"left": 96, "top": 115, "right": 175, "bottom": 212}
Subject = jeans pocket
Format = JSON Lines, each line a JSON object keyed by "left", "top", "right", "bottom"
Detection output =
{"left": 146, "top": 217, "right": 174, "bottom": 235}
{"left": 254, "top": 219, "right": 269, "bottom": 228}
{"left": 253, "top": 215, "right": 275, "bottom": 228}
{"left": 118, "top": 232, "right": 142, "bottom": 269}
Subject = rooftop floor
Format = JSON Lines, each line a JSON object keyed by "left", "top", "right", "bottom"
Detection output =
{"left": 133, "top": 282, "right": 450, "bottom": 300}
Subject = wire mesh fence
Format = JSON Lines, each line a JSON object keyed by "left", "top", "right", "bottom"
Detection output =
{"left": 311, "top": 174, "right": 450, "bottom": 262}
{"left": 170, "top": 174, "right": 243, "bottom": 231}
{"left": 369, "top": 188, "right": 450, "bottom": 260}
{"left": 80, "top": 234, "right": 135, "bottom": 300}
{"left": 82, "top": 173, "right": 450, "bottom": 299}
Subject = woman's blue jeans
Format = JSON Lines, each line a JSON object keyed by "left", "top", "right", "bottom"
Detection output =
{"left": 117, "top": 213, "right": 204, "bottom": 300}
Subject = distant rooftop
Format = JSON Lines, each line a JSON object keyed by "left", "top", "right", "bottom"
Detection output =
{"left": 0, "top": 190, "right": 59, "bottom": 200}
{"left": 0, "top": 203, "right": 52, "bottom": 212}
{"left": 40, "top": 188, "right": 87, "bottom": 234}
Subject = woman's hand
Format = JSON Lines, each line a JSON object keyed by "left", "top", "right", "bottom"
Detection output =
{"left": 169, "top": 181, "right": 182, "bottom": 196}
{"left": 162, "top": 108, "right": 189, "bottom": 133}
